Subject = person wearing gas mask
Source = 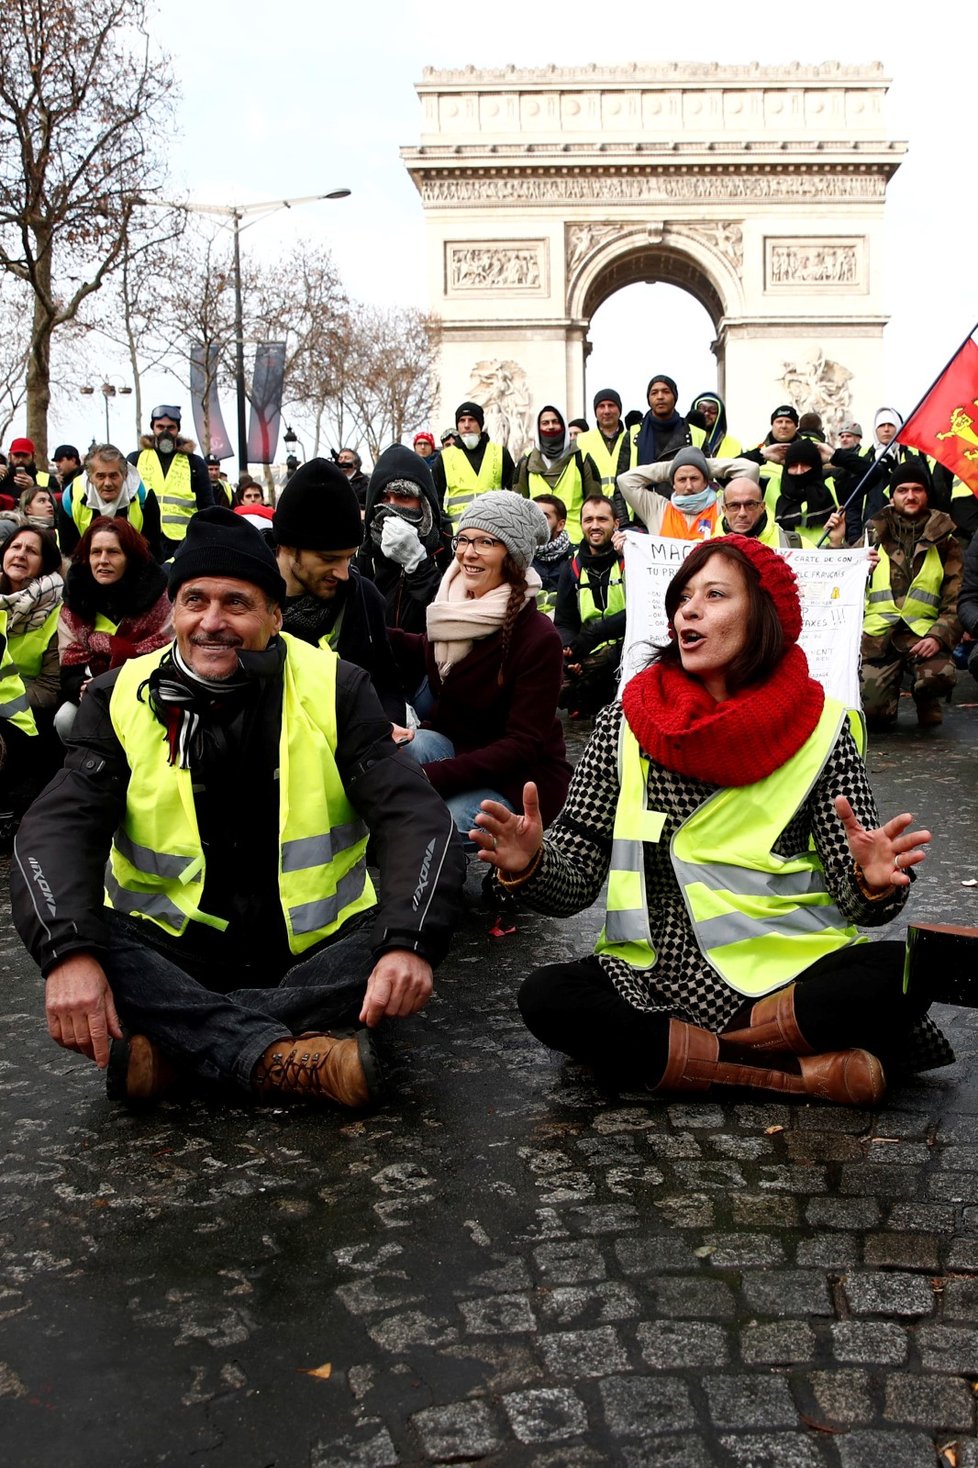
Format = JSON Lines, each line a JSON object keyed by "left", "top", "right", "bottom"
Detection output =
{"left": 128, "top": 405, "right": 213, "bottom": 558}
{"left": 356, "top": 444, "right": 453, "bottom": 634}
{"left": 432, "top": 400, "right": 516, "bottom": 525}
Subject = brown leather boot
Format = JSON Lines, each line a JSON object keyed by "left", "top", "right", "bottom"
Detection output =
{"left": 252, "top": 1030, "right": 381, "bottom": 1108}
{"left": 651, "top": 1019, "right": 885, "bottom": 1107}
{"left": 106, "top": 1034, "right": 180, "bottom": 1105}
{"left": 915, "top": 697, "right": 943, "bottom": 728}
{"left": 720, "top": 985, "right": 814, "bottom": 1055}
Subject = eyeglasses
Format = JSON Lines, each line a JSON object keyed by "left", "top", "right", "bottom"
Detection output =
{"left": 452, "top": 534, "right": 502, "bottom": 554}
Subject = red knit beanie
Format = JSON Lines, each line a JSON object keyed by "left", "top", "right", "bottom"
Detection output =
{"left": 721, "top": 533, "right": 802, "bottom": 643}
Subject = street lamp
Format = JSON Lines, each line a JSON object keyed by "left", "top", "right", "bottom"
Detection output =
{"left": 283, "top": 424, "right": 301, "bottom": 481}
{"left": 80, "top": 379, "right": 133, "bottom": 441}
{"left": 169, "top": 190, "right": 351, "bottom": 474}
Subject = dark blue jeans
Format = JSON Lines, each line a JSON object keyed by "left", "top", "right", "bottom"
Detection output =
{"left": 103, "top": 915, "right": 377, "bottom": 1093}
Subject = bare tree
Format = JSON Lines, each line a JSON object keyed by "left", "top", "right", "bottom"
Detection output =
{"left": 0, "top": 275, "right": 31, "bottom": 445}
{"left": 337, "top": 304, "right": 441, "bottom": 459}
{"left": 0, "top": 0, "right": 176, "bottom": 458}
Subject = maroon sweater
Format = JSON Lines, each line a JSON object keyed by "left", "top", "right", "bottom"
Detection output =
{"left": 390, "top": 604, "right": 571, "bottom": 825}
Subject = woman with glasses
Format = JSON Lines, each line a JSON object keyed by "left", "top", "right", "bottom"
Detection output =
{"left": 390, "top": 492, "right": 571, "bottom": 846}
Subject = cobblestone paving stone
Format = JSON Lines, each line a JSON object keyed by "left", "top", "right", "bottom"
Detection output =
{"left": 2, "top": 708, "right": 978, "bottom": 1464}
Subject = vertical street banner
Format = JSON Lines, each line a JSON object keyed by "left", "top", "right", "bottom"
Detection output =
{"left": 619, "top": 535, "right": 869, "bottom": 708}
{"left": 247, "top": 341, "right": 287, "bottom": 465}
{"left": 189, "top": 343, "right": 233, "bottom": 459}
{"left": 898, "top": 329, "right": 978, "bottom": 495}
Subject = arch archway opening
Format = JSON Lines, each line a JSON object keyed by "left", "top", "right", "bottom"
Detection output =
{"left": 583, "top": 282, "right": 721, "bottom": 428}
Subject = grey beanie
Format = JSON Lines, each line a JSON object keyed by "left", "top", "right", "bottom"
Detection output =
{"left": 669, "top": 446, "right": 711, "bottom": 487}
{"left": 457, "top": 491, "right": 549, "bottom": 571}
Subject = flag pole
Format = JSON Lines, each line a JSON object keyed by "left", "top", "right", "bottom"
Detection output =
{"left": 815, "top": 317, "right": 978, "bottom": 547}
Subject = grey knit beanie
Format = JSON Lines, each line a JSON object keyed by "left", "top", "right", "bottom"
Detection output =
{"left": 456, "top": 491, "right": 549, "bottom": 571}
{"left": 668, "top": 446, "right": 711, "bottom": 488}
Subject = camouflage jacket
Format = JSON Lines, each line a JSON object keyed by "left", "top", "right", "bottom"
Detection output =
{"left": 863, "top": 507, "right": 962, "bottom": 657}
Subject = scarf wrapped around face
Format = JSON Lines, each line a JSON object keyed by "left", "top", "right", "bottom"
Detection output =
{"left": 425, "top": 559, "right": 540, "bottom": 678}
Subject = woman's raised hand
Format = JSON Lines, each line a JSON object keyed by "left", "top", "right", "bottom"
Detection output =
{"left": 834, "top": 795, "right": 931, "bottom": 890}
{"left": 470, "top": 781, "right": 545, "bottom": 873}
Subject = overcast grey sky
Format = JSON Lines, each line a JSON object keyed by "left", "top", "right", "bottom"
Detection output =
{"left": 52, "top": 0, "right": 977, "bottom": 456}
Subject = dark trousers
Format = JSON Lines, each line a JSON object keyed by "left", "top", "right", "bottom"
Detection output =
{"left": 518, "top": 941, "right": 929, "bottom": 1089}
{"left": 103, "top": 914, "right": 377, "bottom": 1093}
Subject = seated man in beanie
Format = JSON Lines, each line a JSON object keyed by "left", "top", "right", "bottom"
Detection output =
{"left": 432, "top": 400, "right": 515, "bottom": 525}
{"left": 275, "top": 458, "right": 407, "bottom": 723}
{"left": 11, "top": 508, "right": 465, "bottom": 1108}
{"left": 356, "top": 444, "right": 453, "bottom": 634}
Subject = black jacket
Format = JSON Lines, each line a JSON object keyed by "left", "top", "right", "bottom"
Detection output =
{"left": 282, "top": 565, "right": 407, "bottom": 723}
{"left": 356, "top": 456, "right": 453, "bottom": 634}
{"left": 554, "top": 542, "right": 627, "bottom": 659}
{"left": 11, "top": 643, "right": 464, "bottom": 982}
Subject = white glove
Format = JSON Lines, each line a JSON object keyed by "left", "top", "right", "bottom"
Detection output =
{"left": 380, "top": 515, "right": 426, "bottom": 573}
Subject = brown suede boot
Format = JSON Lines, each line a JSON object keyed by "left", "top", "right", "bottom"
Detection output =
{"left": 106, "top": 1034, "right": 180, "bottom": 1105}
{"left": 720, "top": 985, "right": 814, "bottom": 1055}
{"left": 650, "top": 1019, "right": 885, "bottom": 1107}
{"left": 252, "top": 1030, "right": 381, "bottom": 1108}
{"left": 916, "top": 697, "right": 944, "bottom": 728}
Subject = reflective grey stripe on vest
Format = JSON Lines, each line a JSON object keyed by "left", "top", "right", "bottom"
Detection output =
{"left": 678, "top": 859, "right": 830, "bottom": 901}
{"left": 105, "top": 866, "right": 187, "bottom": 929}
{"left": 867, "top": 589, "right": 893, "bottom": 606}
{"left": 693, "top": 900, "right": 852, "bottom": 952}
{"left": 288, "top": 860, "right": 368, "bottom": 936}
{"left": 160, "top": 493, "right": 194, "bottom": 509}
{"left": 114, "top": 827, "right": 201, "bottom": 881}
{"left": 1, "top": 662, "right": 19, "bottom": 676}
{"left": 910, "top": 588, "right": 941, "bottom": 609}
{"left": 280, "top": 820, "right": 368, "bottom": 874}
{"left": 0, "top": 691, "right": 29, "bottom": 717}
{"left": 604, "top": 907, "right": 652, "bottom": 944}
{"left": 610, "top": 838, "right": 646, "bottom": 873}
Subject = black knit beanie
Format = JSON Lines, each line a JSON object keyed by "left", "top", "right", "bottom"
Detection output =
{"left": 646, "top": 374, "right": 678, "bottom": 401}
{"left": 273, "top": 457, "right": 363, "bottom": 551}
{"left": 168, "top": 506, "right": 286, "bottom": 604}
{"left": 455, "top": 400, "right": 485, "bottom": 430}
{"left": 592, "top": 387, "right": 622, "bottom": 414}
{"left": 370, "top": 443, "right": 434, "bottom": 502}
{"left": 771, "top": 403, "right": 800, "bottom": 426}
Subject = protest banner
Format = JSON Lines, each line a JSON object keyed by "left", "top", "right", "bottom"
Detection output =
{"left": 619, "top": 535, "right": 869, "bottom": 707}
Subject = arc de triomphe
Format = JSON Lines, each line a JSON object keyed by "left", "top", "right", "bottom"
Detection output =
{"left": 401, "top": 63, "right": 905, "bottom": 457}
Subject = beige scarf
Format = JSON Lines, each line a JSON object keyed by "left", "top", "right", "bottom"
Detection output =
{"left": 426, "top": 560, "right": 541, "bottom": 678}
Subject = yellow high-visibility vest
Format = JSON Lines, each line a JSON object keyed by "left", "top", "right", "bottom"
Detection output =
{"left": 595, "top": 699, "right": 867, "bottom": 996}
{"left": 0, "top": 609, "right": 38, "bottom": 735}
{"left": 864, "top": 544, "right": 945, "bottom": 638}
{"left": 442, "top": 443, "right": 504, "bottom": 525}
{"left": 105, "top": 634, "right": 375, "bottom": 952}
{"left": 137, "top": 450, "right": 194, "bottom": 540}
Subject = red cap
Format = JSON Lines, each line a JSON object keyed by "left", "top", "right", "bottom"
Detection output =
{"left": 413, "top": 431, "right": 435, "bottom": 450}
{"left": 9, "top": 437, "right": 34, "bottom": 456}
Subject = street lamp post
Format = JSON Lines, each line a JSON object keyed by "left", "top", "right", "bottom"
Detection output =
{"left": 80, "top": 379, "right": 133, "bottom": 442}
{"left": 172, "top": 190, "right": 351, "bottom": 475}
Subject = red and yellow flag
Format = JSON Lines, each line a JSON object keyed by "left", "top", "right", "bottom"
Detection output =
{"left": 898, "top": 332, "right": 978, "bottom": 496}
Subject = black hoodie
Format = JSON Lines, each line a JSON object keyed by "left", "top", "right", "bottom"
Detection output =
{"left": 356, "top": 444, "right": 453, "bottom": 634}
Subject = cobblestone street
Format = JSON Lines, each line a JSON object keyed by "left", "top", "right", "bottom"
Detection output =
{"left": 3, "top": 704, "right": 978, "bottom": 1466}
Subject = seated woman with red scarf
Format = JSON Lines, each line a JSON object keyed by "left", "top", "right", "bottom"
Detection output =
{"left": 471, "top": 536, "right": 957, "bottom": 1106}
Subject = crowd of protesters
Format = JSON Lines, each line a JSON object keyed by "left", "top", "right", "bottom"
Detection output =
{"left": 6, "top": 374, "right": 976, "bottom": 1113}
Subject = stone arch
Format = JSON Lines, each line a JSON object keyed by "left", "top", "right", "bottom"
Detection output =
{"left": 403, "top": 63, "right": 904, "bottom": 454}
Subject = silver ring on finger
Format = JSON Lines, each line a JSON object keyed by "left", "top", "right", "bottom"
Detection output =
{"left": 491, "top": 835, "right": 498, "bottom": 852}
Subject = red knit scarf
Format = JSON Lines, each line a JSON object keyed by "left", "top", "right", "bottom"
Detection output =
{"left": 621, "top": 645, "right": 825, "bottom": 787}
